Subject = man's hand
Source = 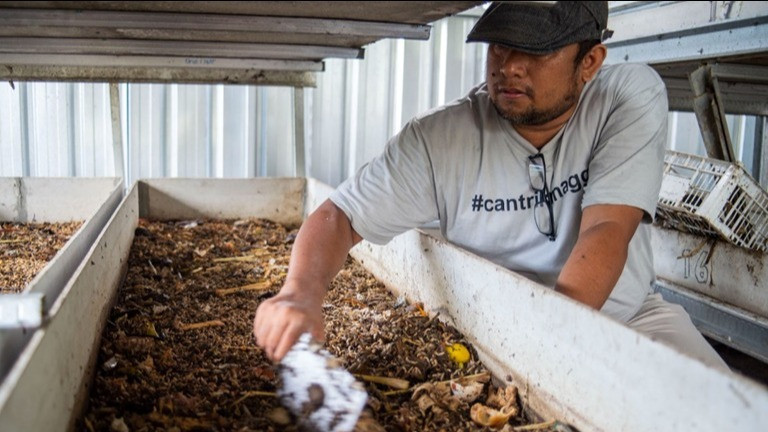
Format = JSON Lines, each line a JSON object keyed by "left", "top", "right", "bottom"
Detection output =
{"left": 253, "top": 280, "right": 325, "bottom": 362}
{"left": 252, "top": 199, "right": 362, "bottom": 362}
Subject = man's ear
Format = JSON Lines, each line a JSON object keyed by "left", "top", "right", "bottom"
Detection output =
{"left": 581, "top": 44, "right": 607, "bottom": 83}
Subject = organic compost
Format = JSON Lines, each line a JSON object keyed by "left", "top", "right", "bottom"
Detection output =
{"left": 0, "top": 221, "right": 82, "bottom": 294}
{"left": 81, "top": 218, "right": 559, "bottom": 432}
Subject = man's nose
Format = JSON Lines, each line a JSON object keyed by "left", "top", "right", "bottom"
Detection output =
{"left": 493, "top": 45, "right": 530, "bottom": 77}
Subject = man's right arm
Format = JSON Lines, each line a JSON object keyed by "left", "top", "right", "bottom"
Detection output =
{"left": 253, "top": 198, "right": 362, "bottom": 362}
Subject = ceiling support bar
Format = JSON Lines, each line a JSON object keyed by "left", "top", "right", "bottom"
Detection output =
{"left": 294, "top": 87, "right": 306, "bottom": 178}
{"left": 0, "top": 37, "right": 363, "bottom": 60}
{"left": 0, "top": 64, "right": 317, "bottom": 87}
{"left": 0, "top": 8, "right": 431, "bottom": 41}
{"left": 109, "top": 83, "right": 125, "bottom": 184}
{"left": 689, "top": 65, "right": 736, "bottom": 162}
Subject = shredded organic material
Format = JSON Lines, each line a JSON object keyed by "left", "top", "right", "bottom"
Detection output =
{"left": 0, "top": 221, "right": 82, "bottom": 294}
{"left": 81, "top": 218, "right": 560, "bottom": 431}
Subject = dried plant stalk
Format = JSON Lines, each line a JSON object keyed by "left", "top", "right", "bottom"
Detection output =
{"left": 178, "top": 320, "right": 225, "bottom": 330}
{"left": 215, "top": 281, "right": 271, "bottom": 297}
{"left": 355, "top": 374, "right": 410, "bottom": 390}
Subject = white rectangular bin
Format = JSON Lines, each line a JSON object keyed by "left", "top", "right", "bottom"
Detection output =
{"left": 1, "top": 178, "right": 766, "bottom": 432}
{"left": 0, "top": 177, "right": 122, "bottom": 397}
{"left": 0, "top": 177, "right": 123, "bottom": 311}
{"left": 652, "top": 225, "right": 768, "bottom": 320}
{"left": 651, "top": 224, "right": 768, "bottom": 363}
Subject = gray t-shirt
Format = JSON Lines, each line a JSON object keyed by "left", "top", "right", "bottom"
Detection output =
{"left": 330, "top": 63, "right": 667, "bottom": 322}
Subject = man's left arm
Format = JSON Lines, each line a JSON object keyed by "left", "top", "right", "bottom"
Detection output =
{"left": 555, "top": 204, "right": 643, "bottom": 309}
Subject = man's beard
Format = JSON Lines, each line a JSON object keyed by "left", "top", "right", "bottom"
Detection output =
{"left": 493, "top": 79, "right": 580, "bottom": 126}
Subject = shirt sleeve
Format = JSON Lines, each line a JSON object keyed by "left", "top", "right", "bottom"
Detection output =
{"left": 329, "top": 120, "right": 439, "bottom": 244}
{"left": 582, "top": 65, "right": 668, "bottom": 223}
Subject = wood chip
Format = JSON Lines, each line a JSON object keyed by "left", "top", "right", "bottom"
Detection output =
{"left": 177, "top": 320, "right": 225, "bottom": 331}
{"left": 215, "top": 281, "right": 271, "bottom": 297}
{"left": 0, "top": 221, "right": 82, "bottom": 294}
{"left": 213, "top": 254, "right": 260, "bottom": 263}
{"left": 355, "top": 374, "right": 410, "bottom": 390}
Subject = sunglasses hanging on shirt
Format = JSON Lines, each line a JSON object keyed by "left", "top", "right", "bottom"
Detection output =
{"left": 527, "top": 153, "right": 557, "bottom": 241}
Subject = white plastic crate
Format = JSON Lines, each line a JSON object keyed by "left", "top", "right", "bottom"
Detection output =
{"left": 657, "top": 150, "right": 768, "bottom": 252}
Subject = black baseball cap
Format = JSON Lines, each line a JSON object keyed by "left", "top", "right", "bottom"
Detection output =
{"left": 466, "top": 1, "right": 613, "bottom": 54}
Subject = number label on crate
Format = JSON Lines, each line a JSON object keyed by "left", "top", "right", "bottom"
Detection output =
{"left": 682, "top": 248, "right": 710, "bottom": 284}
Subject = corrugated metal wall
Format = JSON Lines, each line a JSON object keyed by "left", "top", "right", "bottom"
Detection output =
{"left": 0, "top": 81, "right": 303, "bottom": 182}
{"left": 309, "top": 15, "right": 485, "bottom": 186}
{"left": 1, "top": 82, "right": 114, "bottom": 177}
{"left": 0, "top": 9, "right": 763, "bottom": 187}
{"left": 0, "top": 13, "right": 485, "bottom": 187}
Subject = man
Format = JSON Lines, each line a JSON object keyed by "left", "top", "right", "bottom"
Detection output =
{"left": 254, "top": 1, "right": 727, "bottom": 369}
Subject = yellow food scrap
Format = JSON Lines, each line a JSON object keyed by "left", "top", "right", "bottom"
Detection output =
{"left": 445, "top": 342, "right": 471, "bottom": 368}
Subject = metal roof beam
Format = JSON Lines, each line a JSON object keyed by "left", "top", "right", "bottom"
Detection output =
{"left": 607, "top": 1, "right": 768, "bottom": 45}
{"left": 0, "top": 37, "right": 363, "bottom": 60}
{"left": 605, "top": 2, "right": 768, "bottom": 65}
{"left": 0, "top": 8, "right": 432, "bottom": 43}
{"left": 689, "top": 65, "right": 735, "bottom": 162}
{"left": 0, "top": 1, "right": 484, "bottom": 84}
{"left": 661, "top": 65, "right": 768, "bottom": 116}
{"left": 0, "top": 1, "right": 483, "bottom": 24}
{"left": 0, "top": 64, "right": 317, "bottom": 86}
{"left": 664, "top": 78, "right": 768, "bottom": 116}
{"left": 606, "top": 20, "right": 768, "bottom": 65}
{"left": 0, "top": 53, "right": 323, "bottom": 72}
{"left": 709, "top": 63, "right": 768, "bottom": 85}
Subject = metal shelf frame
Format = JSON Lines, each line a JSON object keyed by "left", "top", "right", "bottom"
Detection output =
{"left": 0, "top": 1, "right": 481, "bottom": 85}
{"left": 654, "top": 278, "right": 768, "bottom": 364}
